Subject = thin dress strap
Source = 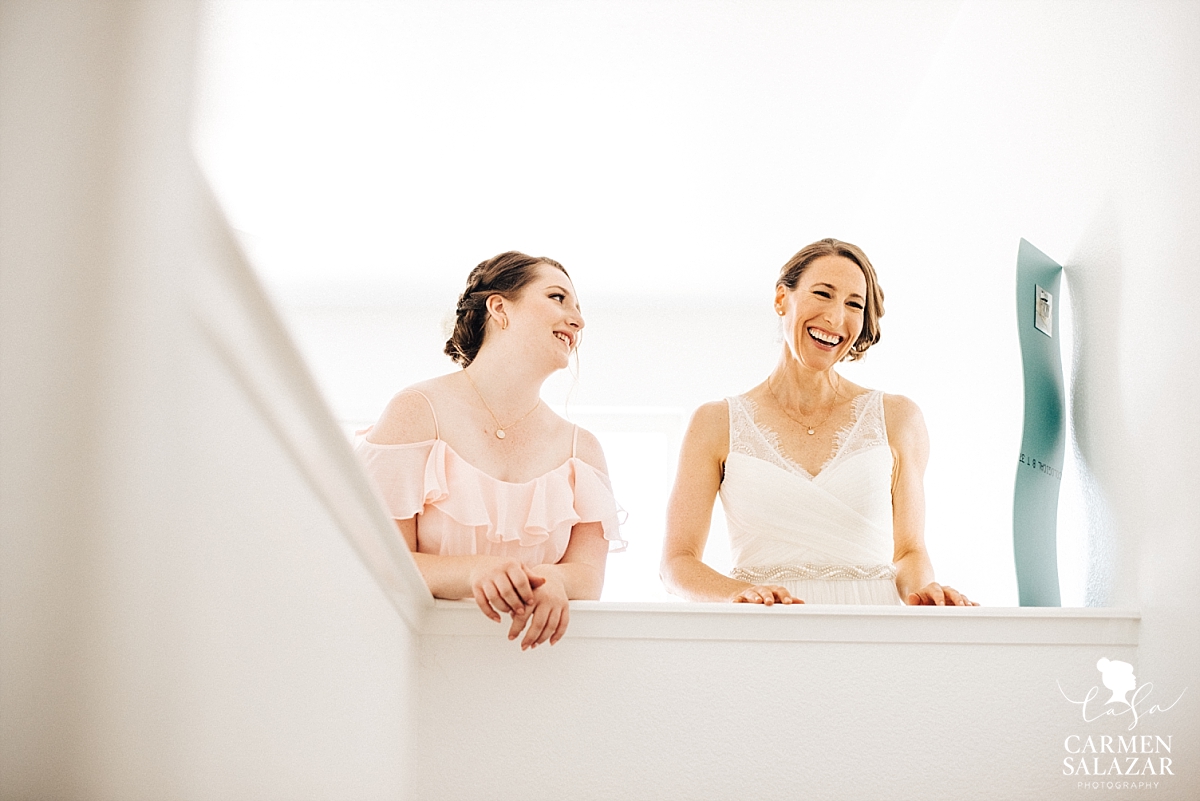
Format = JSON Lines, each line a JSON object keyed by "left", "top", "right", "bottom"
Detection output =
{"left": 401, "top": 389, "right": 440, "bottom": 440}
{"left": 571, "top": 425, "right": 579, "bottom": 458}
{"left": 726, "top": 395, "right": 757, "bottom": 456}
{"left": 725, "top": 397, "right": 736, "bottom": 449}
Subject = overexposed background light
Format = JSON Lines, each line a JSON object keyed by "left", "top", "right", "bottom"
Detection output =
{"left": 191, "top": 0, "right": 1135, "bottom": 605}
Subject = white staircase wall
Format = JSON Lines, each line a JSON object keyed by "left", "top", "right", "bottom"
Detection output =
{"left": 0, "top": 2, "right": 423, "bottom": 798}
{"left": 417, "top": 603, "right": 1140, "bottom": 800}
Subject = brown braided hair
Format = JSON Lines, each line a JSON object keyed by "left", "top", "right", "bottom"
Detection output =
{"left": 444, "top": 251, "right": 570, "bottom": 367}
{"left": 777, "top": 238, "right": 885, "bottom": 362}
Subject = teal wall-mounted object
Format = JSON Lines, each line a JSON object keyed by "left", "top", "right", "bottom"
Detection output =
{"left": 1013, "top": 239, "right": 1065, "bottom": 607}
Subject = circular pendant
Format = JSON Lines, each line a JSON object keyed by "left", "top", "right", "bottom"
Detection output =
{"left": 807, "top": 428, "right": 816, "bottom": 435}
{"left": 495, "top": 429, "right": 506, "bottom": 439}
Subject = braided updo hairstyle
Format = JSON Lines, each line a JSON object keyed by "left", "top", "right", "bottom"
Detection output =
{"left": 444, "top": 251, "right": 570, "bottom": 367}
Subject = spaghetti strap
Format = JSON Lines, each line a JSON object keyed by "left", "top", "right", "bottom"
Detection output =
{"left": 400, "top": 389, "right": 440, "bottom": 440}
{"left": 572, "top": 425, "right": 579, "bottom": 458}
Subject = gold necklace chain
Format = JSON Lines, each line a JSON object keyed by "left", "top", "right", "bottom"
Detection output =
{"left": 767, "top": 377, "right": 842, "bottom": 436}
{"left": 463, "top": 370, "right": 542, "bottom": 440}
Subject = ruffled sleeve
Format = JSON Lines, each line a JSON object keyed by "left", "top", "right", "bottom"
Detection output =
{"left": 353, "top": 430, "right": 447, "bottom": 521}
{"left": 354, "top": 429, "right": 626, "bottom": 562}
{"left": 432, "top": 452, "right": 627, "bottom": 554}
{"left": 572, "top": 459, "right": 628, "bottom": 552}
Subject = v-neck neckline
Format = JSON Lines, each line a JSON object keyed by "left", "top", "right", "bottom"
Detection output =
{"left": 741, "top": 391, "right": 872, "bottom": 480}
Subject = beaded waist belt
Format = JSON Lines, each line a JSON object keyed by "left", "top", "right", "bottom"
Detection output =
{"left": 731, "top": 563, "right": 897, "bottom": 583}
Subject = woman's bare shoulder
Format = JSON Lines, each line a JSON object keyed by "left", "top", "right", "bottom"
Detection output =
{"left": 367, "top": 380, "right": 449, "bottom": 445}
{"left": 882, "top": 393, "right": 928, "bottom": 453}
{"left": 691, "top": 399, "right": 730, "bottom": 426}
{"left": 882, "top": 393, "right": 924, "bottom": 425}
{"left": 571, "top": 426, "right": 610, "bottom": 475}
{"left": 684, "top": 399, "right": 731, "bottom": 454}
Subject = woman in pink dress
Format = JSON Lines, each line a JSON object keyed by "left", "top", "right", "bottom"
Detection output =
{"left": 355, "top": 252, "right": 624, "bottom": 649}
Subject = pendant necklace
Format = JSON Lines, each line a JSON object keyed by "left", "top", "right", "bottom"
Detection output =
{"left": 767, "top": 377, "right": 840, "bottom": 435}
{"left": 463, "top": 370, "right": 541, "bottom": 439}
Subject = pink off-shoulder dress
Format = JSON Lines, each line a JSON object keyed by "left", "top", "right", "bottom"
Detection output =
{"left": 354, "top": 391, "right": 625, "bottom": 565}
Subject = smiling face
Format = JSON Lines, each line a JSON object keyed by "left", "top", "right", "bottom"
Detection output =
{"left": 503, "top": 261, "right": 584, "bottom": 369}
{"left": 775, "top": 255, "right": 867, "bottom": 369}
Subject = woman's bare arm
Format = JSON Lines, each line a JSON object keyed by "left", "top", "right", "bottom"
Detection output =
{"left": 506, "top": 428, "right": 613, "bottom": 647}
{"left": 529, "top": 427, "right": 611, "bottom": 601}
{"left": 887, "top": 394, "right": 976, "bottom": 606}
{"left": 661, "top": 402, "right": 798, "bottom": 604}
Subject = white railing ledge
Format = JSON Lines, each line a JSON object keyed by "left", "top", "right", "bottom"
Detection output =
{"left": 423, "top": 600, "right": 1139, "bottom": 646}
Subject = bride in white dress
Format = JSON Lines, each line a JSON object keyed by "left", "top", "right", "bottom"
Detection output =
{"left": 660, "top": 238, "right": 977, "bottom": 606}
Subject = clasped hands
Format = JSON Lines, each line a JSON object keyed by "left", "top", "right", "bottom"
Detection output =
{"left": 469, "top": 558, "right": 569, "bottom": 650}
{"left": 731, "top": 581, "right": 979, "bottom": 606}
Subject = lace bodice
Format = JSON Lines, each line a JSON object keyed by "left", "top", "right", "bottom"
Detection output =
{"left": 727, "top": 390, "right": 888, "bottom": 479}
{"left": 718, "top": 388, "right": 899, "bottom": 603}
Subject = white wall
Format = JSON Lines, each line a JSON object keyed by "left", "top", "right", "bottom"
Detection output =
{"left": 0, "top": 3, "right": 421, "bottom": 798}
{"left": 418, "top": 603, "right": 1140, "bottom": 800}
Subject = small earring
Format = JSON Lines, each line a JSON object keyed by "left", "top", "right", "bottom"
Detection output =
{"left": 500, "top": 316, "right": 508, "bottom": 330}
{"left": 776, "top": 308, "right": 784, "bottom": 316}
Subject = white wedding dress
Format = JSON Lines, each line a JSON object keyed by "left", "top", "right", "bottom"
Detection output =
{"left": 720, "top": 390, "right": 903, "bottom": 605}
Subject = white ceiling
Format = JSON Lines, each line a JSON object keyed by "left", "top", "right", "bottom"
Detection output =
{"left": 193, "top": 0, "right": 1187, "bottom": 318}
{"left": 193, "top": 0, "right": 969, "bottom": 301}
